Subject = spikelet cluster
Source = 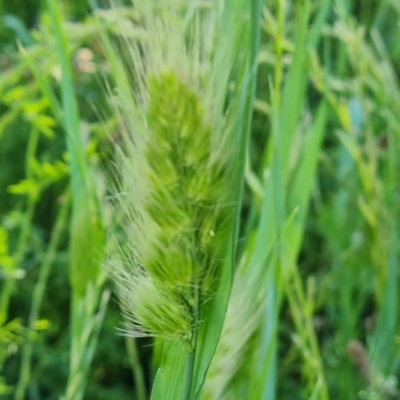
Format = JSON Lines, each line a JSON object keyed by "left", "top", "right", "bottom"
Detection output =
{"left": 104, "top": 0, "right": 238, "bottom": 345}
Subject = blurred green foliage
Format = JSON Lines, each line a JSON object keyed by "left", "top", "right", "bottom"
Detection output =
{"left": 1, "top": 0, "right": 400, "bottom": 399}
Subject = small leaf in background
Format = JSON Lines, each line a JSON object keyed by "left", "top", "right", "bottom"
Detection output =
{"left": 7, "top": 179, "right": 39, "bottom": 201}
{"left": 0, "top": 227, "right": 15, "bottom": 274}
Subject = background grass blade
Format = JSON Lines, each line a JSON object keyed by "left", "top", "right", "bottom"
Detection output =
{"left": 45, "top": 1, "right": 106, "bottom": 398}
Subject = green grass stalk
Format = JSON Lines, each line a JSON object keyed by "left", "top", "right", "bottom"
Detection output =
{"left": 184, "top": 284, "right": 199, "bottom": 400}
{"left": 125, "top": 337, "right": 146, "bottom": 400}
{"left": 15, "top": 191, "right": 70, "bottom": 400}
{"left": 45, "top": 1, "right": 107, "bottom": 398}
{"left": 273, "top": 0, "right": 285, "bottom": 108}
{"left": 99, "top": 2, "right": 262, "bottom": 399}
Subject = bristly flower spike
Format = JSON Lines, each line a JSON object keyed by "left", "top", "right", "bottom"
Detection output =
{"left": 101, "top": 0, "right": 247, "bottom": 348}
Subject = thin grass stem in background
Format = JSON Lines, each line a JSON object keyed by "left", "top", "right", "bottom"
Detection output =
{"left": 45, "top": 0, "right": 107, "bottom": 398}
{"left": 125, "top": 336, "right": 147, "bottom": 400}
{"left": 15, "top": 191, "right": 70, "bottom": 400}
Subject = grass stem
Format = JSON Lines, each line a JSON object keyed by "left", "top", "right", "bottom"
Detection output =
{"left": 184, "top": 284, "right": 200, "bottom": 400}
{"left": 15, "top": 191, "right": 70, "bottom": 400}
{"left": 125, "top": 336, "right": 147, "bottom": 400}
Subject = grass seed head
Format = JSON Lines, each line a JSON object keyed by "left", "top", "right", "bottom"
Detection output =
{"left": 104, "top": 1, "right": 239, "bottom": 343}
